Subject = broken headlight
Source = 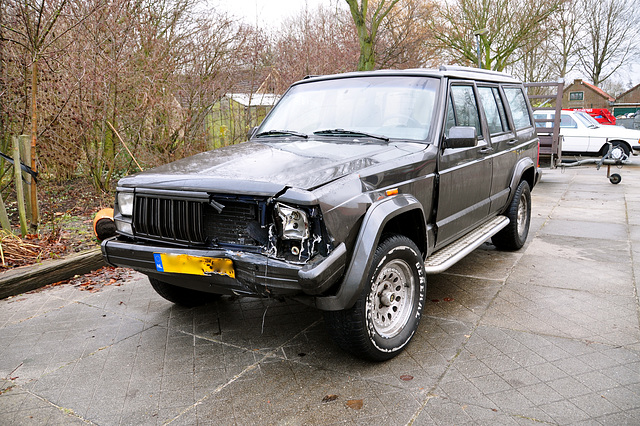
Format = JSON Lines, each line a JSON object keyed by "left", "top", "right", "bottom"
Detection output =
{"left": 275, "top": 203, "right": 309, "bottom": 241}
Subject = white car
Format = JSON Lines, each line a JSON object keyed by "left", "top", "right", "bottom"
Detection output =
{"left": 534, "top": 110, "right": 640, "bottom": 157}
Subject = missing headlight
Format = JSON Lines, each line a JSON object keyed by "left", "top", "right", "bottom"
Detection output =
{"left": 275, "top": 203, "right": 309, "bottom": 241}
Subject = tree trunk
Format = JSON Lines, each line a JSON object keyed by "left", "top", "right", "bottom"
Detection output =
{"left": 30, "top": 59, "right": 39, "bottom": 231}
{"left": 357, "top": 36, "right": 376, "bottom": 71}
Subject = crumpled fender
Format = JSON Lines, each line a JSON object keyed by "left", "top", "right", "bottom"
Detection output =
{"left": 315, "top": 194, "right": 425, "bottom": 311}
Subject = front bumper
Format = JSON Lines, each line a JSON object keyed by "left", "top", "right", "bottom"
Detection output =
{"left": 101, "top": 237, "right": 346, "bottom": 298}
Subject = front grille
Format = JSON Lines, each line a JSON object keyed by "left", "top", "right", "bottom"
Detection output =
{"left": 132, "top": 194, "right": 262, "bottom": 247}
{"left": 134, "top": 196, "right": 206, "bottom": 244}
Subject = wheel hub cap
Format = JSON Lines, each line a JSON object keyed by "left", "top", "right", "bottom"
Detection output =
{"left": 368, "top": 259, "right": 415, "bottom": 338}
{"left": 380, "top": 289, "right": 396, "bottom": 306}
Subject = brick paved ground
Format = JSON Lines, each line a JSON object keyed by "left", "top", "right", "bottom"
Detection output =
{"left": 1, "top": 162, "right": 639, "bottom": 425}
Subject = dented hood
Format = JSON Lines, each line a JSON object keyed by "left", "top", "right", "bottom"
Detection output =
{"left": 118, "top": 139, "right": 422, "bottom": 196}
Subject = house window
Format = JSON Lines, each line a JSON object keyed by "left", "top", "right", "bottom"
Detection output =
{"left": 569, "top": 91, "right": 584, "bottom": 101}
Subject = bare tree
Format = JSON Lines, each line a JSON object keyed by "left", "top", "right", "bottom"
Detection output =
{"left": 0, "top": 0, "right": 97, "bottom": 228}
{"left": 53, "top": 0, "right": 250, "bottom": 190}
{"left": 1, "top": 0, "right": 250, "bottom": 194}
{"left": 431, "top": 0, "right": 562, "bottom": 71}
{"left": 271, "top": 4, "right": 359, "bottom": 87}
{"left": 579, "top": 0, "right": 640, "bottom": 86}
{"left": 375, "top": 0, "right": 440, "bottom": 69}
{"left": 547, "top": 2, "right": 583, "bottom": 78}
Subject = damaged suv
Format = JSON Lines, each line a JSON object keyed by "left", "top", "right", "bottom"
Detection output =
{"left": 102, "top": 66, "right": 540, "bottom": 361}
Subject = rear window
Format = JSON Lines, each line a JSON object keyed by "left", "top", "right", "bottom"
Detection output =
{"left": 504, "top": 87, "right": 532, "bottom": 130}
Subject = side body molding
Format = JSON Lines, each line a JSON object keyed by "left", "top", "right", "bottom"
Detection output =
{"left": 315, "top": 194, "right": 425, "bottom": 311}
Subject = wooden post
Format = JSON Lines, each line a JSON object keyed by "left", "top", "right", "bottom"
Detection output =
{"left": 0, "top": 134, "right": 9, "bottom": 231}
{"left": 13, "top": 136, "right": 28, "bottom": 236}
{"left": 19, "top": 135, "right": 32, "bottom": 219}
{"left": 0, "top": 192, "right": 11, "bottom": 232}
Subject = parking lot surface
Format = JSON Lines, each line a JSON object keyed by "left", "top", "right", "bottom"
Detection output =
{"left": 1, "top": 161, "right": 639, "bottom": 425}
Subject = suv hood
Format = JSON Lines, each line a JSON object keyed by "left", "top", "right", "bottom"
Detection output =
{"left": 118, "top": 139, "right": 424, "bottom": 195}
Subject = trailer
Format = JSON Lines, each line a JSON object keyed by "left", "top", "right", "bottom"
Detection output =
{"left": 560, "top": 141, "right": 628, "bottom": 184}
{"left": 525, "top": 80, "right": 564, "bottom": 168}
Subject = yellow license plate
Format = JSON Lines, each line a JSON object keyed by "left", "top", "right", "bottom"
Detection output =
{"left": 153, "top": 253, "right": 235, "bottom": 278}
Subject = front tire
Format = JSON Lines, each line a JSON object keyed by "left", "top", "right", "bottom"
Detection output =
{"left": 492, "top": 180, "right": 531, "bottom": 251}
{"left": 149, "top": 277, "right": 220, "bottom": 307}
{"left": 324, "top": 235, "right": 426, "bottom": 361}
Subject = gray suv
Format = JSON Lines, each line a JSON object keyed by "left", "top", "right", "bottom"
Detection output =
{"left": 102, "top": 66, "right": 540, "bottom": 361}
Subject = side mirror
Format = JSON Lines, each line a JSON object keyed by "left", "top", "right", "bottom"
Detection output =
{"left": 444, "top": 126, "right": 477, "bottom": 149}
{"left": 248, "top": 126, "right": 258, "bottom": 140}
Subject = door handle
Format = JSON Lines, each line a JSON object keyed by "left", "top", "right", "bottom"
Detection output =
{"left": 507, "top": 139, "right": 518, "bottom": 145}
{"left": 479, "top": 147, "right": 493, "bottom": 154}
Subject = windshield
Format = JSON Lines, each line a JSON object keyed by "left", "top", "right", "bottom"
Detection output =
{"left": 574, "top": 111, "right": 599, "bottom": 128}
{"left": 257, "top": 76, "right": 439, "bottom": 141}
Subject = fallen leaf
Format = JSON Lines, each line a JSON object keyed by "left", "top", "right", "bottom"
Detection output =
{"left": 431, "top": 299, "right": 440, "bottom": 303}
{"left": 322, "top": 394, "right": 339, "bottom": 403}
{"left": 345, "top": 399, "right": 363, "bottom": 410}
{"left": 400, "top": 375, "right": 413, "bottom": 381}
{"left": 443, "top": 297, "right": 454, "bottom": 302}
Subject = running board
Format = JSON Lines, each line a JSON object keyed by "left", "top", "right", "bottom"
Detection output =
{"left": 424, "top": 216, "right": 510, "bottom": 274}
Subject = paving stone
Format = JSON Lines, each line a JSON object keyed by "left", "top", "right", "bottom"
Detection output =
{"left": 1, "top": 165, "right": 640, "bottom": 424}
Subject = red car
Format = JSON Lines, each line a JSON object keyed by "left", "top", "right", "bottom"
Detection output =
{"left": 565, "top": 108, "right": 616, "bottom": 125}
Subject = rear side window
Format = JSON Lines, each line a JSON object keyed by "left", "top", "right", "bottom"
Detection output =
{"left": 504, "top": 87, "right": 532, "bottom": 130}
{"left": 478, "top": 87, "right": 510, "bottom": 134}
{"left": 560, "top": 114, "right": 578, "bottom": 128}
{"left": 445, "top": 85, "right": 482, "bottom": 138}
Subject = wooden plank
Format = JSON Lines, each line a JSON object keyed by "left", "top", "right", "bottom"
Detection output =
{"left": 0, "top": 247, "right": 106, "bottom": 299}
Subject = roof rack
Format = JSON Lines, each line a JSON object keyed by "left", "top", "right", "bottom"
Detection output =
{"left": 438, "top": 65, "right": 510, "bottom": 77}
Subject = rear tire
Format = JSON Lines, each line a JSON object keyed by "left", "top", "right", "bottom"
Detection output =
{"left": 323, "top": 235, "right": 426, "bottom": 361}
{"left": 149, "top": 277, "right": 220, "bottom": 307}
{"left": 601, "top": 141, "right": 630, "bottom": 158}
{"left": 492, "top": 180, "right": 531, "bottom": 251}
{"left": 609, "top": 141, "right": 630, "bottom": 158}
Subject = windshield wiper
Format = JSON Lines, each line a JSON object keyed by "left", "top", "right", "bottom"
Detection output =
{"left": 313, "top": 128, "right": 389, "bottom": 142}
{"left": 255, "top": 129, "right": 308, "bottom": 138}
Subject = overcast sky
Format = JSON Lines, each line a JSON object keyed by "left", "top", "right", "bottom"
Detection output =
{"left": 212, "top": 0, "right": 344, "bottom": 28}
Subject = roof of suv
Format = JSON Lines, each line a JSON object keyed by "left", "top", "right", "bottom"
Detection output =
{"left": 298, "top": 66, "right": 522, "bottom": 86}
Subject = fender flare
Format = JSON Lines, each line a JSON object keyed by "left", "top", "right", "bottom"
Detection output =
{"left": 506, "top": 157, "right": 536, "bottom": 207}
{"left": 315, "top": 194, "right": 425, "bottom": 311}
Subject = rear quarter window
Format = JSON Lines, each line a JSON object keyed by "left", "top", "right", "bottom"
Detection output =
{"left": 478, "top": 86, "right": 510, "bottom": 135}
{"left": 504, "top": 87, "right": 532, "bottom": 130}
